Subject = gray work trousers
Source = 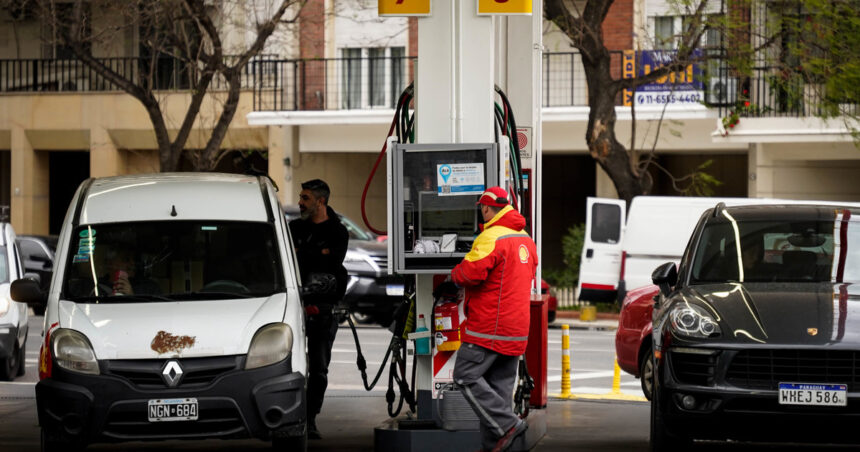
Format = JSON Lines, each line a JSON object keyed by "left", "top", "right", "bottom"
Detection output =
{"left": 453, "top": 342, "right": 520, "bottom": 451}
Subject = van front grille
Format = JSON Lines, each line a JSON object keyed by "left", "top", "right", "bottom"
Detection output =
{"left": 103, "top": 356, "right": 241, "bottom": 389}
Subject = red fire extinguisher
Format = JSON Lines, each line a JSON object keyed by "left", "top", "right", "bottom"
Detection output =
{"left": 433, "top": 297, "right": 461, "bottom": 352}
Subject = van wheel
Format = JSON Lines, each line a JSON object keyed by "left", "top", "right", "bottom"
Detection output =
{"left": 273, "top": 431, "right": 307, "bottom": 452}
{"left": 32, "top": 305, "right": 46, "bottom": 316}
{"left": 547, "top": 310, "right": 557, "bottom": 323}
{"left": 0, "top": 342, "right": 20, "bottom": 381}
{"left": 16, "top": 340, "right": 26, "bottom": 377}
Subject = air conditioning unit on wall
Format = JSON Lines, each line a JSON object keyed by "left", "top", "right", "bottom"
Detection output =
{"left": 707, "top": 77, "right": 738, "bottom": 106}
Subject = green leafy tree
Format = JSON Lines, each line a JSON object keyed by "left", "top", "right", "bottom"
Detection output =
{"left": 543, "top": 223, "right": 585, "bottom": 288}
{"left": 544, "top": 0, "right": 860, "bottom": 202}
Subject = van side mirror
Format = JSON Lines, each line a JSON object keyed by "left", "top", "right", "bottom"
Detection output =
{"left": 10, "top": 278, "right": 44, "bottom": 306}
{"left": 652, "top": 262, "right": 678, "bottom": 296}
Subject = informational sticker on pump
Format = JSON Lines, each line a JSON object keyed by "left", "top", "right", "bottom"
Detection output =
{"left": 437, "top": 163, "right": 485, "bottom": 196}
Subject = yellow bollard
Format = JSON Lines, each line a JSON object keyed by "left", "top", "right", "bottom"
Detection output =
{"left": 561, "top": 324, "right": 571, "bottom": 398}
{"left": 611, "top": 358, "right": 622, "bottom": 395}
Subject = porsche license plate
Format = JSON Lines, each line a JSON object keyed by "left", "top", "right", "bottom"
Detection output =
{"left": 778, "top": 383, "right": 846, "bottom": 406}
{"left": 148, "top": 398, "right": 199, "bottom": 422}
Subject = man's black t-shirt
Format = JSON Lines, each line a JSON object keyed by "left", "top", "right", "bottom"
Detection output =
{"left": 289, "top": 206, "right": 349, "bottom": 306}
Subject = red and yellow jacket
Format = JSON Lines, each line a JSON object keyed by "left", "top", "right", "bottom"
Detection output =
{"left": 451, "top": 205, "right": 538, "bottom": 356}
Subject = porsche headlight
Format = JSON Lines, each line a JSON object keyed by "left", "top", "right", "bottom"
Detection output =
{"left": 52, "top": 329, "right": 99, "bottom": 375}
{"left": 670, "top": 304, "right": 721, "bottom": 339}
{"left": 246, "top": 323, "right": 293, "bottom": 370}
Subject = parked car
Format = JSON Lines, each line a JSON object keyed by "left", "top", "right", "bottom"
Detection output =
{"left": 615, "top": 284, "right": 659, "bottom": 400}
{"left": 0, "top": 222, "right": 29, "bottom": 380}
{"left": 284, "top": 206, "right": 405, "bottom": 326}
{"left": 578, "top": 196, "right": 860, "bottom": 304}
{"left": 650, "top": 203, "right": 860, "bottom": 448}
{"left": 11, "top": 174, "right": 308, "bottom": 451}
{"left": 16, "top": 234, "right": 57, "bottom": 315}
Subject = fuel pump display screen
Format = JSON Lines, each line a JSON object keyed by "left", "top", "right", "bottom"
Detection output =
{"left": 390, "top": 143, "right": 499, "bottom": 273}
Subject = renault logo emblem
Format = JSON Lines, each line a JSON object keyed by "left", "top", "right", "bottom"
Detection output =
{"left": 162, "top": 360, "right": 184, "bottom": 387}
{"left": 807, "top": 328, "right": 819, "bottom": 336}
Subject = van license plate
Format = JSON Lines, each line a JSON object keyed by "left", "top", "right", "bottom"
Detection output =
{"left": 386, "top": 284, "right": 404, "bottom": 296}
{"left": 148, "top": 398, "right": 198, "bottom": 422}
{"left": 778, "top": 383, "right": 846, "bottom": 406}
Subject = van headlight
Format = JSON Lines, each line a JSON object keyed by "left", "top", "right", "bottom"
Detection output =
{"left": 246, "top": 323, "right": 293, "bottom": 370}
{"left": 670, "top": 304, "right": 721, "bottom": 339}
{"left": 52, "top": 329, "right": 99, "bottom": 375}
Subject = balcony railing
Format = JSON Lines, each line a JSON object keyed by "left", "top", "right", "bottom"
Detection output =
{"left": 710, "top": 63, "right": 860, "bottom": 119}
{"left": 251, "top": 56, "right": 417, "bottom": 111}
{"left": 0, "top": 56, "right": 263, "bottom": 93}
{"left": 2, "top": 53, "right": 856, "bottom": 119}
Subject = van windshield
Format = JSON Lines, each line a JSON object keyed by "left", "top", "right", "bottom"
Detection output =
{"left": 62, "top": 221, "right": 285, "bottom": 302}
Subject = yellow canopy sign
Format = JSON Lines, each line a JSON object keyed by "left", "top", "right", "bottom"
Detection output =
{"left": 477, "top": 0, "right": 532, "bottom": 15}
{"left": 378, "top": 0, "right": 431, "bottom": 16}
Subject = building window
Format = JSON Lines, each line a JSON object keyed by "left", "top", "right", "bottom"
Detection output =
{"left": 654, "top": 16, "right": 675, "bottom": 49}
{"left": 341, "top": 48, "right": 363, "bottom": 109}
{"left": 340, "top": 46, "right": 406, "bottom": 109}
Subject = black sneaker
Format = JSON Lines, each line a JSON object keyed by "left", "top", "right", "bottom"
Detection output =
{"left": 308, "top": 419, "right": 322, "bottom": 440}
{"left": 491, "top": 419, "right": 527, "bottom": 452}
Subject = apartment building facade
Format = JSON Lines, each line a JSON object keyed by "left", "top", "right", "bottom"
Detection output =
{"left": 1, "top": 0, "right": 858, "bottom": 271}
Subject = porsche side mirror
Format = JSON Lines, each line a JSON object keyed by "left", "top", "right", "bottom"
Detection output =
{"left": 652, "top": 262, "right": 678, "bottom": 297}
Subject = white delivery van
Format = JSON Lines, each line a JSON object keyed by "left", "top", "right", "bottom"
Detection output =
{"left": 577, "top": 195, "right": 860, "bottom": 303}
{"left": 11, "top": 174, "right": 307, "bottom": 451}
{"left": 0, "top": 221, "right": 28, "bottom": 380}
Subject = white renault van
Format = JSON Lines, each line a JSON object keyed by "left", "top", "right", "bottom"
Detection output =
{"left": 11, "top": 173, "right": 307, "bottom": 451}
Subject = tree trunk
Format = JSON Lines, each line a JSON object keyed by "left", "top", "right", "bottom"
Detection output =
{"left": 581, "top": 47, "right": 647, "bottom": 203}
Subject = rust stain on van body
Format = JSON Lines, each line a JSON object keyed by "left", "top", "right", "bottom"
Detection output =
{"left": 151, "top": 330, "right": 196, "bottom": 354}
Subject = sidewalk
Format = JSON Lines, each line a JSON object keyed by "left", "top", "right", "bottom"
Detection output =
{"left": 550, "top": 310, "right": 619, "bottom": 331}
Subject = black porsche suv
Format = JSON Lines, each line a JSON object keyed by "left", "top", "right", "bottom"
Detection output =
{"left": 649, "top": 203, "right": 860, "bottom": 449}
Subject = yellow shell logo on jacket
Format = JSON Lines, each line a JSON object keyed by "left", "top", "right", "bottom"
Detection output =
{"left": 518, "top": 244, "right": 529, "bottom": 263}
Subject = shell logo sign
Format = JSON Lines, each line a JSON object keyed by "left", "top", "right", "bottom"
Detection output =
{"left": 378, "top": 0, "right": 431, "bottom": 16}
{"left": 478, "top": 0, "right": 532, "bottom": 15}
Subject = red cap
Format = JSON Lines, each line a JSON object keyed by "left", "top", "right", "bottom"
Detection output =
{"left": 476, "top": 186, "right": 509, "bottom": 207}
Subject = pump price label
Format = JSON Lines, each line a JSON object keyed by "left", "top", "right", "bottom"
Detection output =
{"left": 437, "top": 163, "right": 485, "bottom": 196}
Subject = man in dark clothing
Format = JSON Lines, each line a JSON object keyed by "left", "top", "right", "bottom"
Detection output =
{"left": 288, "top": 179, "right": 348, "bottom": 440}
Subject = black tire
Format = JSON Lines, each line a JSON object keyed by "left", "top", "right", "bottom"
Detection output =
{"left": 650, "top": 384, "right": 692, "bottom": 451}
{"left": 32, "top": 305, "right": 46, "bottom": 316}
{"left": 547, "top": 310, "right": 557, "bottom": 324}
{"left": 639, "top": 346, "right": 654, "bottom": 401}
{"left": 273, "top": 431, "right": 308, "bottom": 452}
{"left": 0, "top": 342, "right": 20, "bottom": 381}
{"left": 16, "top": 340, "right": 26, "bottom": 377}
